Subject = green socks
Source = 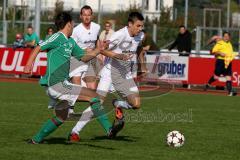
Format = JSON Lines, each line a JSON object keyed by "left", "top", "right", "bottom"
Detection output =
{"left": 32, "top": 116, "right": 63, "bottom": 143}
{"left": 32, "top": 97, "right": 111, "bottom": 143}
{"left": 90, "top": 97, "right": 112, "bottom": 134}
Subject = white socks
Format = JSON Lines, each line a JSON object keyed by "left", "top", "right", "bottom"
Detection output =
{"left": 71, "top": 106, "right": 94, "bottom": 134}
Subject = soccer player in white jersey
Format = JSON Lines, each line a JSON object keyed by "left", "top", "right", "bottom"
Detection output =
{"left": 69, "top": 12, "right": 145, "bottom": 141}
{"left": 69, "top": 5, "right": 101, "bottom": 113}
{"left": 70, "top": 5, "right": 101, "bottom": 89}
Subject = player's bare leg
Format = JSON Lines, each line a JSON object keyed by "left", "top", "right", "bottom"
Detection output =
{"left": 55, "top": 108, "right": 69, "bottom": 121}
{"left": 106, "top": 94, "right": 140, "bottom": 137}
{"left": 69, "top": 87, "right": 118, "bottom": 141}
{"left": 84, "top": 76, "right": 97, "bottom": 90}
{"left": 204, "top": 74, "right": 219, "bottom": 91}
{"left": 68, "top": 76, "right": 82, "bottom": 114}
{"left": 113, "top": 94, "right": 141, "bottom": 110}
{"left": 71, "top": 76, "right": 82, "bottom": 85}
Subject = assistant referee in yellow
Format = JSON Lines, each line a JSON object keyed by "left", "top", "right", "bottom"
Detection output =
{"left": 205, "top": 32, "right": 237, "bottom": 96}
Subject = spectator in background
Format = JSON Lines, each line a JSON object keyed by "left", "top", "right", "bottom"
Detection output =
{"left": 169, "top": 25, "right": 192, "bottom": 56}
{"left": 13, "top": 33, "right": 25, "bottom": 78}
{"left": 24, "top": 25, "right": 39, "bottom": 48}
{"left": 99, "top": 21, "right": 114, "bottom": 41}
{"left": 99, "top": 21, "right": 115, "bottom": 64}
{"left": 13, "top": 33, "right": 24, "bottom": 49}
{"left": 45, "top": 27, "right": 54, "bottom": 40}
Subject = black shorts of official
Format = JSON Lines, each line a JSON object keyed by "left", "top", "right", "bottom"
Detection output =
{"left": 214, "top": 59, "right": 232, "bottom": 76}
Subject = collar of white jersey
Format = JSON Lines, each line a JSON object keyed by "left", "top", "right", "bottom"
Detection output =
{"left": 80, "top": 22, "right": 93, "bottom": 30}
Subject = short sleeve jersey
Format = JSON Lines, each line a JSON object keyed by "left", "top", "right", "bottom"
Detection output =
{"left": 39, "top": 32, "right": 85, "bottom": 86}
{"left": 212, "top": 40, "right": 234, "bottom": 60}
{"left": 71, "top": 22, "right": 100, "bottom": 49}
{"left": 108, "top": 26, "right": 144, "bottom": 56}
{"left": 106, "top": 26, "right": 144, "bottom": 71}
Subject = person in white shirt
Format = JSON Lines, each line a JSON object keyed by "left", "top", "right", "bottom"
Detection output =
{"left": 99, "top": 21, "right": 114, "bottom": 41}
{"left": 99, "top": 21, "right": 115, "bottom": 65}
{"left": 69, "top": 5, "right": 101, "bottom": 89}
{"left": 69, "top": 12, "right": 145, "bottom": 140}
{"left": 69, "top": 5, "right": 101, "bottom": 114}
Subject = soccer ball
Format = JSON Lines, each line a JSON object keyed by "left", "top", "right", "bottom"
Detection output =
{"left": 166, "top": 130, "right": 185, "bottom": 147}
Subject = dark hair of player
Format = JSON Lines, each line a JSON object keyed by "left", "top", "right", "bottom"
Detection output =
{"left": 223, "top": 31, "right": 231, "bottom": 37}
{"left": 27, "top": 25, "right": 33, "bottom": 29}
{"left": 179, "top": 25, "right": 186, "bottom": 29}
{"left": 80, "top": 5, "right": 93, "bottom": 15}
{"left": 55, "top": 12, "right": 72, "bottom": 30}
{"left": 128, "top": 12, "right": 144, "bottom": 23}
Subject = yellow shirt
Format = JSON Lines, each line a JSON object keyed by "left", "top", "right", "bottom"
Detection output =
{"left": 212, "top": 40, "right": 233, "bottom": 60}
{"left": 212, "top": 40, "right": 237, "bottom": 68}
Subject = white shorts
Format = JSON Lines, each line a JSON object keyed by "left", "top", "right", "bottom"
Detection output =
{"left": 97, "top": 64, "right": 138, "bottom": 97}
{"left": 69, "top": 57, "right": 88, "bottom": 77}
{"left": 46, "top": 80, "right": 82, "bottom": 110}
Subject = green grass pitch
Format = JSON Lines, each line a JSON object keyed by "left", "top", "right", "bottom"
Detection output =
{"left": 0, "top": 81, "right": 240, "bottom": 160}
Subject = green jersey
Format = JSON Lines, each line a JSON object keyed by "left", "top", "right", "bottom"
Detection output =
{"left": 24, "top": 32, "right": 40, "bottom": 46}
{"left": 39, "top": 32, "right": 85, "bottom": 86}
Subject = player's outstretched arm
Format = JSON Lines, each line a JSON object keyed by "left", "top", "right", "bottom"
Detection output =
{"left": 101, "top": 50, "right": 133, "bottom": 61}
{"left": 24, "top": 45, "right": 41, "bottom": 73}
{"left": 81, "top": 48, "right": 100, "bottom": 62}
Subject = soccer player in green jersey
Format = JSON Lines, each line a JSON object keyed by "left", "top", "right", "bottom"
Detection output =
{"left": 24, "top": 12, "right": 116, "bottom": 144}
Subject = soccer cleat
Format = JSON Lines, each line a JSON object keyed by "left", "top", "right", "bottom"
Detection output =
{"left": 228, "top": 91, "right": 237, "bottom": 96}
{"left": 27, "top": 139, "right": 39, "bottom": 144}
{"left": 112, "top": 99, "right": 124, "bottom": 119}
{"left": 108, "top": 99, "right": 125, "bottom": 138}
{"left": 115, "top": 107, "right": 124, "bottom": 120}
{"left": 107, "top": 118, "right": 125, "bottom": 139}
{"left": 68, "top": 133, "right": 80, "bottom": 142}
{"left": 107, "top": 127, "right": 117, "bottom": 139}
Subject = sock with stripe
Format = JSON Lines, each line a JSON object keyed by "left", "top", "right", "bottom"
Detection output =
{"left": 90, "top": 97, "right": 112, "bottom": 134}
{"left": 32, "top": 116, "right": 63, "bottom": 143}
{"left": 71, "top": 106, "right": 94, "bottom": 134}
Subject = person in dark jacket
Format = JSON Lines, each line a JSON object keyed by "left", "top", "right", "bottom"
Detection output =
{"left": 13, "top": 33, "right": 25, "bottom": 49}
{"left": 169, "top": 25, "right": 192, "bottom": 56}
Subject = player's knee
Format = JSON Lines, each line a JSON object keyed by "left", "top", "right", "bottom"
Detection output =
{"left": 55, "top": 108, "right": 68, "bottom": 121}
{"left": 71, "top": 76, "right": 81, "bottom": 85}
{"left": 58, "top": 115, "right": 67, "bottom": 121}
{"left": 87, "top": 83, "right": 97, "bottom": 90}
{"left": 84, "top": 76, "right": 97, "bottom": 83}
